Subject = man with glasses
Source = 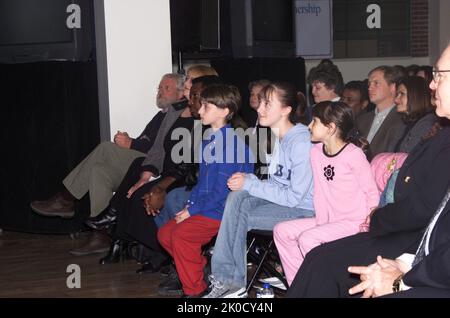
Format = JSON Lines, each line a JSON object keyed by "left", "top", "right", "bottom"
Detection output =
{"left": 30, "top": 73, "right": 186, "bottom": 255}
{"left": 347, "top": 44, "right": 450, "bottom": 298}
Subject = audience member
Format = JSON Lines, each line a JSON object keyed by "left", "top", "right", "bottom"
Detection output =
{"left": 204, "top": 82, "right": 314, "bottom": 298}
{"left": 355, "top": 66, "right": 406, "bottom": 158}
{"left": 274, "top": 101, "right": 379, "bottom": 285}
{"left": 285, "top": 46, "right": 450, "bottom": 298}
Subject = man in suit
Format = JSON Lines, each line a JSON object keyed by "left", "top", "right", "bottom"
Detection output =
{"left": 347, "top": 44, "right": 450, "bottom": 298}
{"left": 286, "top": 47, "right": 450, "bottom": 298}
{"left": 356, "top": 66, "right": 406, "bottom": 159}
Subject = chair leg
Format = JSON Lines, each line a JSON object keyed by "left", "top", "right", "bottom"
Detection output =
{"left": 246, "top": 240, "right": 274, "bottom": 294}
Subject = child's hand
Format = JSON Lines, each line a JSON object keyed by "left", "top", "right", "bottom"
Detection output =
{"left": 227, "top": 173, "right": 246, "bottom": 191}
{"left": 175, "top": 208, "right": 190, "bottom": 224}
{"left": 360, "top": 208, "right": 377, "bottom": 232}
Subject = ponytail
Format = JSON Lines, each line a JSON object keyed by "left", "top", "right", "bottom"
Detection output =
{"left": 345, "top": 128, "right": 372, "bottom": 161}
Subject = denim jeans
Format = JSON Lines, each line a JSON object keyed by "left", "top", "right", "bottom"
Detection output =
{"left": 211, "top": 190, "right": 315, "bottom": 288}
{"left": 154, "top": 187, "right": 192, "bottom": 228}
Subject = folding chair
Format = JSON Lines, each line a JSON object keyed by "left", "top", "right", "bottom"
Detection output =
{"left": 245, "top": 229, "right": 288, "bottom": 294}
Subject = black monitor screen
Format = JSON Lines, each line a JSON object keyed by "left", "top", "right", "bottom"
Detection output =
{"left": 0, "top": 0, "right": 73, "bottom": 46}
{"left": 252, "top": 0, "right": 293, "bottom": 42}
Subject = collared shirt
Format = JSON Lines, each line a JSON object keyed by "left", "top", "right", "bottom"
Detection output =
{"left": 366, "top": 105, "right": 395, "bottom": 143}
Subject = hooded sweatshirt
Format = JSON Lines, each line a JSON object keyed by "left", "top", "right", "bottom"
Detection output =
{"left": 242, "top": 124, "right": 314, "bottom": 210}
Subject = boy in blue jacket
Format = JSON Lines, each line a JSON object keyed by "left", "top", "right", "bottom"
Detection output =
{"left": 157, "top": 84, "right": 254, "bottom": 298}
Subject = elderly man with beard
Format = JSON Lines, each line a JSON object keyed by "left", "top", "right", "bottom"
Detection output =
{"left": 31, "top": 73, "right": 186, "bottom": 221}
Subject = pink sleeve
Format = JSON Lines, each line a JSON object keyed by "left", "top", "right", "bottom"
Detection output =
{"left": 351, "top": 149, "right": 380, "bottom": 216}
{"left": 311, "top": 146, "right": 329, "bottom": 225}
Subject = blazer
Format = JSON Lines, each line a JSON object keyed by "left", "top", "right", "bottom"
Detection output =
{"left": 392, "top": 113, "right": 439, "bottom": 153}
{"left": 404, "top": 199, "right": 450, "bottom": 290}
{"left": 369, "top": 124, "right": 450, "bottom": 246}
{"left": 356, "top": 107, "right": 406, "bottom": 159}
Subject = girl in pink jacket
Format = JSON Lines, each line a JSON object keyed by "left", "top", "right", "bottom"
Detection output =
{"left": 274, "top": 101, "right": 380, "bottom": 285}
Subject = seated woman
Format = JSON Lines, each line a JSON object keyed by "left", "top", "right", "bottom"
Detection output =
{"left": 286, "top": 67, "right": 450, "bottom": 298}
{"left": 203, "top": 82, "right": 315, "bottom": 298}
{"left": 390, "top": 76, "right": 437, "bottom": 153}
{"left": 157, "top": 83, "right": 254, "bottom": 298}
{"left": 274, "top": 101, "right": 379, "bottom": 286}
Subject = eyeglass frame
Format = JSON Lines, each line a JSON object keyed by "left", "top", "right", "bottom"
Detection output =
{"left": 432, "top": 69, "right": 450, "bottom": 83}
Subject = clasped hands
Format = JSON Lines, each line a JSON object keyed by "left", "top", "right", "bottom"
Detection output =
{"left": 348, "top": 255, "right": 407, "bottom": 298}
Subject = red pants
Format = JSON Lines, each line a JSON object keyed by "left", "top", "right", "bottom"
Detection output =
{"left": 157, "top": 215, "right": 220, "bottom": 296}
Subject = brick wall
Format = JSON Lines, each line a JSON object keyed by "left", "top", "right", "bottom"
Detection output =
{"left": 411, "top": 0, "right": 428, "bottom": 57}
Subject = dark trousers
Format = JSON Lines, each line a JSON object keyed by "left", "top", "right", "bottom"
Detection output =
{"left": 286, "top": 231, "right": 422, "bottom": 298}
{"left": 110, "top": 157, "right": 162, "bottom": 252}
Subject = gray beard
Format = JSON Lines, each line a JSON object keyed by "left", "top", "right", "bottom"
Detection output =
{"left": 156, "top": 98, "right": 172, "bottom": 110}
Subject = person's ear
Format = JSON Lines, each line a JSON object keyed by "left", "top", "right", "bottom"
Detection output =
{"left": 281, "top": 105, "right": 292, "bottom": 117}
{"left": 328, "top": 122, "right": 338, "bottom": 136}
{"left": 222, "top": 108, "right": 231, "bottom": 120}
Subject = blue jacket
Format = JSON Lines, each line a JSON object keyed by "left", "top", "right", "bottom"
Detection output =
{"left": 187, "top": 124, "right": 254, "bottom": 221}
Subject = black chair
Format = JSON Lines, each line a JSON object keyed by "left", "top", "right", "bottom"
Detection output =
{"left": 245, "top": 229, "right": 288, "bottom": 294}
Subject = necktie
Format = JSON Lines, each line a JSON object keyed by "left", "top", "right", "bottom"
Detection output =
{"left": 412, "top": 187, "right": 450, "bottom": 266}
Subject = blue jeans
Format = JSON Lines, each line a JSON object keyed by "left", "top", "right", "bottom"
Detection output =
{"left": 211, "top": 190, "right": 315, "bottom": 288}
{"left": 154, "top": 187, "right": 192, "bottom": 228}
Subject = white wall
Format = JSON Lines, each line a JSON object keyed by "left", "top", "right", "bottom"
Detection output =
{"left": 102, "top": 0, "right": 172, "bottom": 138}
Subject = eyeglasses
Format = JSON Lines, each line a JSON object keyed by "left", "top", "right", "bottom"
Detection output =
{"left": 432, "top": 69, "right": 450, "bottom": 83}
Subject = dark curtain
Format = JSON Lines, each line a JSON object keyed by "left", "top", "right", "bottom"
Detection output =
{"left": 0, "top": 61, "right": 100, "bottom": 234}
{"left": 211, "top": 57, "right": 306, "bottom": 127}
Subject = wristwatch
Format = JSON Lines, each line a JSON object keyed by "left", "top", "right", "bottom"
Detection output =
{"left": 392, "top": 274, "right": 404, "bottom": 293}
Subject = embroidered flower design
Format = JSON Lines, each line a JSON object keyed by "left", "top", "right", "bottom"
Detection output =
{"left": 323, "top": 165, "right": 335, "bottom": 181}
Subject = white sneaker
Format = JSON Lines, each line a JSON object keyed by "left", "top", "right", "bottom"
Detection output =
{"left": 203, "top": 276, "right": 230, "bottom": 298}
{"left": 222, "top": 287, "right": 248, "bottom": 298}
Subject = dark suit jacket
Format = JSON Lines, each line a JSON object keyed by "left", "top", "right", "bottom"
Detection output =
{"left": 369, "top": 125, "right": 450, "bottom": 256}
{"left": 404, "top": 199, "right": 450, "bottom": 290}
{"left": 356, "top": 107, "right": 406, "bottom": 158}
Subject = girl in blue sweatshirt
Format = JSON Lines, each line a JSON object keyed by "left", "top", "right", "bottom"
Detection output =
{"left": 204, "top": 82, "right": 315, "bottom": 298}
{"left": 157, "top": 84, "right": 253, "bottom": 297}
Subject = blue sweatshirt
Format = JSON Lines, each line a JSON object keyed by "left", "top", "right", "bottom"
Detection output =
{"left": 187, "top": 124, "right": 254, "bottom": 221}
{"left": 242, "top": 124, "right": 314, "bottom": 210}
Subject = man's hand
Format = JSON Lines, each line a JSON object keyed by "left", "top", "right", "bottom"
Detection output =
{"left": 143, "top": 186, "right": 167, "bottom": 216}
{"left": 175, "top": 208, "right": 190, "bottom": 224}
{"left": 348, "top": 256, "right": 406, "bottom": 298}
{"left": 127, "top": 171, "right": 153, "bottom": 198}
{"left": 227, "top": 173, "right": 246, "bottom": 191}
{"left": 114, "top": 131, "right": 132, "bottom": 149}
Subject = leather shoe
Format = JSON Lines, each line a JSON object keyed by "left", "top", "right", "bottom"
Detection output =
{"left": 30, "top": 191, "right": 74, "bottom": 218}
{"left": 85, "top": 207, "right": 117, "bottom": 230}
{"left": 158, "top": 269, "right": 183, "bottom": 296}
{"left": 69, "top": 231, "right": 111, "bottom": 256}
{"left": 136, "top": 255, "right": 170, "bottom": 274}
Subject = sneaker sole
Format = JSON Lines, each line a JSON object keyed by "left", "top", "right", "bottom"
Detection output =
{"left": 222, "top": 288, "right": 248, "bottom": 298}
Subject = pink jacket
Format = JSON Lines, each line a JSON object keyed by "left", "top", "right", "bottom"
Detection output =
{"left": 370, "top": 152, "right": 408, "bottom": 195}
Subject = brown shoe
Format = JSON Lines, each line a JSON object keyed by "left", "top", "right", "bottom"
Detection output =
{"left": 69, "top": 231, "right": 111, "bottom": 256}
{"left": 30, "top": 191, "right": 75, "bottom": 218}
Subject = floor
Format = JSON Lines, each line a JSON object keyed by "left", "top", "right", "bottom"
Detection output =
{"left": 0, "top": 230, "right": 165, "bottom": 298}
{"left": 0, "top": 230, "right": 285, "bottom": 298}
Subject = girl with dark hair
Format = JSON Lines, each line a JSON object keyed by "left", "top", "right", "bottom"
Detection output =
{"left": 392, "top": 76, "right": 437, "bottom": 153}
{"left": 274, "top": 101, "right": 380, "bottom": 285}
{"left": 203, "top": 82, "right": 315, "bottom": 298}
